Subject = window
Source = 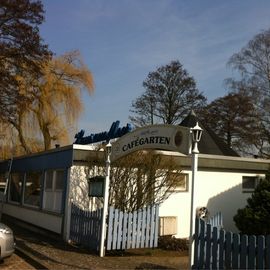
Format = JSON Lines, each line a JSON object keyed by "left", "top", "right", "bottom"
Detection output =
{"left": 168, "top": 173, "right": 188, "bottom": 192}
{"left": 45, "top": 170, "right": 53, "bottom": 190}
{"left": 159, "top": 216, "right": 177, "bottom": 236}
{"left": 0, "top": 173, "right": 6, "bottom": 193}
{"left": 9, "top": 172, "right": 24, "bottom": 203}
{"left": 43, "top": 169, "right": 65, "bottom": 213}
{"left": 23, "top": 171, "right": 42, "bottom": 207}
{"left": 55, "top": 170, "right": 64, "bottom": 190}
{"left": 242, "top": 176, "right": 262, "bottom": 193}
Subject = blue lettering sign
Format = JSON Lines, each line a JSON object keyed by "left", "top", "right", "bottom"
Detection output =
{"left": 74, "top": 121, "right": 133, "bottom": 144}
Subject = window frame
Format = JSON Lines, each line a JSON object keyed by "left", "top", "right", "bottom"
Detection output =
{"left": 8, "top": 172, "right": 25, "bottom": 205}
{"left": 242, "top": 176, "right": 262, "bottom": 193}
{"left": 54, "top": 170, "right": 65, "bottom": 191}
{"left": 42, "top": 169, "right": 65, "bottom": 213}
{"left": 168, "top": 172, "right": 189, "bottom": 192}
{"left": 0, "top": 173, "right": 7, "bottom": 194}
{"left": 45, "top": 170, "right": 54, "bottom": 191}
{"left": 23, "top": 170, "right": 43, "bottom": 208}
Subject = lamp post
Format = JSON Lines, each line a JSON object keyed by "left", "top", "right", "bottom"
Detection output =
{"left": 100, "top": 141, "right": 112, "bottom": 257}
{"left": 189, "top": 122, "right": 203, "bottom": 268}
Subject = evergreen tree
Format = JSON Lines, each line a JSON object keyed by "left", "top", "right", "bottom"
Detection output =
{"left": 234, "top": 173, "right": 270, "bottom": 235}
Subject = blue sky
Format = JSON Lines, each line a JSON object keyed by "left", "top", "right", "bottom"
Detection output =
{"left": 40, "top": 0, "right": 270, "bottom": 136}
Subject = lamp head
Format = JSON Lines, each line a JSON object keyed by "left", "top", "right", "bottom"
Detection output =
{"left": 191, "top": 122, "right": 203, "bottom": 143}
{"left": 106, "top": 141, "right": 112, "bottom": 155}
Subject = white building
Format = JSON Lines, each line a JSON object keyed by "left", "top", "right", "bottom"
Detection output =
{"left": 159, "top": 152, "right": 268, "bottom": 238}
{"left": 0, "top": 114, "right": 269, "bottom": 243}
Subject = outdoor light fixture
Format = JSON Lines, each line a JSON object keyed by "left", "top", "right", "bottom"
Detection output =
{"left": 189, "top": 122, "right": 203, "bottom": 268}
{"left": 191, "top": 122, "right": 203, "bottom": 153}
{"left": 88, "top": 176, "right": 105, "bottom": 197}
{"left": 105, "top": 141, "right": 112, "bottom": 156}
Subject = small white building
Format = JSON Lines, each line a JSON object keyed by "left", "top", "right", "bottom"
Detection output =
{"left": 0, "top": 114, "right": 269, "bottom": 242}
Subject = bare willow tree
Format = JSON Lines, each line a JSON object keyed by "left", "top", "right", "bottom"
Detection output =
{"left": 108, "top": 150, "right": 183, "bottom": 212}
{"left": 7, "top": 50, "right": 94, "bottom": 154}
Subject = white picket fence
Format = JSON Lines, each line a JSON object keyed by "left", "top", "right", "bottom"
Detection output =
{"left": 106, "top": 204, "right": 159, "bottom": 250}
{"left": 207, "top": 212, "right": 223, "bottom": 228}
{"left": 69, "top": 203, "right": 159, "bottom": 252}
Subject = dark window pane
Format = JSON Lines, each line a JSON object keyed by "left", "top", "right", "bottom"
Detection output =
{"left": 9, "top": 173, "right": 23, "bottom": 203}
{"left": 45, "top": 170, "right": 53, "bottom": 190}
{"left": 24, "top": 171, "right": 42, "bottom": 207}
{"left": 242, "top": 176, "right": 256, "bottom": 189}
{"left": 55, "top": 170, "right": 64, "bottom": 190}
{"left": 0, "top": 173, "right": 6, "bottom": 193}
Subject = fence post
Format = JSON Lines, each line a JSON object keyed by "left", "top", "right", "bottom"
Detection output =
{"left": 198, "top": 219, "right": 206, "bottom": 269}
{"left": 266, "top": 236, "right": 270, "bottom": 269}
{"left": 232, "top": 233, "right": 240, "bottom": 269}
{"left": 64, "top": 199, "right": 73, "bottom": 242}
{"left": 257, "top": 235, "right": 265, "bottom": 269}
{"left": 205, "top": 224, "right": 212, "bottom": 269}
{"left": 240, "top": 235, "right": 248, "bottom": 269}
{"left": 212, "top": 227, "right": 218, "bottom": 269}
{"left": 225, "top": 232, "right": 232, "bottom": 269}
{"left": 248, "top": 235, "right": 256, "bottom": 269}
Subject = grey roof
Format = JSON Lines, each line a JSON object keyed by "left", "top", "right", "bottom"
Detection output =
{"left": 180, "top": 111, "right": 239, "bottom": 157}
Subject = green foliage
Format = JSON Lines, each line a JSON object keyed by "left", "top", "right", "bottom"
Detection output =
{"left": 234, "top": 175, "right": 270, "bottom": 235}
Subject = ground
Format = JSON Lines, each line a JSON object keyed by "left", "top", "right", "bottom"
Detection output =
{"left": 1, "top": 219, "right": 189, "bottom": 269}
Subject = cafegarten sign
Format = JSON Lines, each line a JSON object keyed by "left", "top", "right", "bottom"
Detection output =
{"left": 111, "top": 124, "right": 191, "bottom": 162}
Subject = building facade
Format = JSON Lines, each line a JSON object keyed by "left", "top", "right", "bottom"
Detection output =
{"left": 0, "top": 143, "right": 269, "bottom": 240}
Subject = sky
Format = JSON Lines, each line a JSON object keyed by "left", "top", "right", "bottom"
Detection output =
{"left": 40, "top": 0, "right": 270, "bottom": 136}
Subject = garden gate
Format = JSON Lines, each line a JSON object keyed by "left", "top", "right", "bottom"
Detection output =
{"left": 69, "top": 203, "right": 102, "bottom": 250}
{"left": 106, "top": 204, "right": 159, "bottom": 250}
{"left": 69, "top": 203, "right": 159, "bottom": 252}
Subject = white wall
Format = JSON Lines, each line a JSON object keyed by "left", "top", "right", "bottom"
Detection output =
{"left": 159, "top": 170, "right": 261, "bottom": 238}
{"left": 3, "top": 203, "right": 62, "bottom": 233}
{"left": 69, "top": 165, "right": 103, "bottom": 210}
{"left": 69, "top": 164, "right": 263, "bottom": 239}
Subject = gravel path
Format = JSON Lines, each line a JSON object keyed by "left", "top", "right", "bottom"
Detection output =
{"left": 4, "top": 219, "right": 189, "bottom": 269}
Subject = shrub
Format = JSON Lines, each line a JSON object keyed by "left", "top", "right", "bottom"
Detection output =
{"left": 234, "top": 175, "right": 270, "bottom": 235}
{"left": 158, "top": 235, "right": 188, "bottom": 251}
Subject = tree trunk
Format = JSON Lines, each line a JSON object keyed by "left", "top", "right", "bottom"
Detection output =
{"left": 10, "top": 113, "right": 32, "bottom": 154}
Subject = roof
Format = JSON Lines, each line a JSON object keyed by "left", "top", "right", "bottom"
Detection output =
{"left": 156, "top": 150, "right": 270, "bottom": 173}
{"left": 180, "top": 111, "right": 239, "bottom": 157}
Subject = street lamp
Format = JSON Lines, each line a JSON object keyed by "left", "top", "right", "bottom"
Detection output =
{"left": 189, "top": 122, "right": 203, "bottom": 268}
{"left": 191, "top": 122, "right": 203, "bottom": 153}
{"left": 100, "top": 141, "right": 112, "bottom": 257}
